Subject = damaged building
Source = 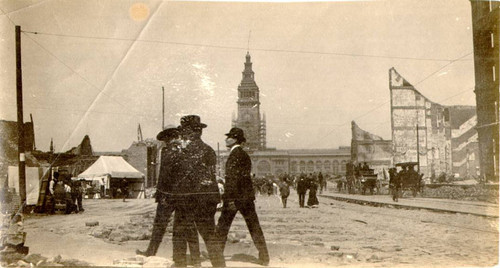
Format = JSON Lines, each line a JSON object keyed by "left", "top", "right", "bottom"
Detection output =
{"left": 351, "top": 121, "right": 392, "bottom": 173}
{"left": 389, "top": 68, "right": 479, "bottom": 179}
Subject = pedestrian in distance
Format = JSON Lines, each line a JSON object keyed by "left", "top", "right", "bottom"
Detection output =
{"left": 174, "top": 115, "right": 225, "bottom": 267}
{"left": 307, "top": 176, "right": 319, "bottom": 208}
{"left": 296, "top": 172, "right": 308, "bottom": 208}
{"left": 216, "top": 127, "right": 270, "bottom": 266}
{"left": 71, "top": 179, "right": 85, "bottom": 213}
{"left": 318, "top": 172, "right": 324, "bottom": 193}
{"left": 120, "top": 179, "right": 129, "bottom": 202}
{"left": 279, "top": 181, "right": 290, "bottom": 208}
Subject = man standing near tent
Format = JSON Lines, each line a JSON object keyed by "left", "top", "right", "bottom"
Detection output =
{"left": 174, "top": 115, "right": 225, "bottom": 267}
{"left": 136, "top": 125, "right": 199, "bottom": 260}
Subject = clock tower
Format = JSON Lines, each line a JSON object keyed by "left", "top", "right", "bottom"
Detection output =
{"left": 233, "top": 52, "right": 266, "bottom": 151}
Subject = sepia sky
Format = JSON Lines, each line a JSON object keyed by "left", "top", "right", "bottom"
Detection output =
{"left": 0, "top": 0, "right": 475, "bottom": 153}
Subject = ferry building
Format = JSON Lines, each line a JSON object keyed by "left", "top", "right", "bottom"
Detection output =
{"left": 218, "top": 52, "right": 350, "bottom": 178}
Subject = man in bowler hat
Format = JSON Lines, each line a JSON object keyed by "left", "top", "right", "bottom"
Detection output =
{"left": 216, "top": 127, "right": 270, "bottom": 266}
{"left": 174, "top": 115, "right": 225, "bottom": 267}
{"left": 137, "top": 124, "right": 201, "bottom": 261}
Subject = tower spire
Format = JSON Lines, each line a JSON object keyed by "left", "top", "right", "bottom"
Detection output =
{"left": 247, "top": 30, "right": 251, "bottom": 52}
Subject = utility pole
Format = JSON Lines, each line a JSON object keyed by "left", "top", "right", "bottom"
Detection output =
{"left": 16, "top": 25, "right": 27, "bottom": 206}
{"left": 162, "top": 86, "right": 165, "bottom": 130}
{"left": 217, "top": 142, "right": 220, "bottom": 177}
{"left": 416, "top": 124, "right": 420, "bottom": 174}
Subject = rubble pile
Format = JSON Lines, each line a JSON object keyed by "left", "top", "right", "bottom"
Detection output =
{"left": 2, "top": 253, "right": 93, "bottom": 267}
{"left": 421, "top": 185, "right": 498, "bottom": 203}
{"left": 90, "top": 212, "right": 173, "bottom": 243}
{"left": 113, "top": 255, "right": 173, "bottom": 267}
{"left": 1, "top": 189, "right": 30, "bottom": 266}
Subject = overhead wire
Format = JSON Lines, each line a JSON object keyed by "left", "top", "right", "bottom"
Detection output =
{"left": 2, "top": 7, "right": 477, "bottom": 149}
{"left": 305, "top": 50, "right": 475, "bottom": 148}
{"left": 21, "top": 30, "right": 471, "bottom": 63}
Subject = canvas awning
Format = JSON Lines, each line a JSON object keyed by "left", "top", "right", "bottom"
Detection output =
{"left": 77, "top": 156, "right": 144, "bottom": 179}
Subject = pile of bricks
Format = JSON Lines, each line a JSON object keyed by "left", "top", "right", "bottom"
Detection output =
{"left": 0, "top": 189, "right": 29, "bottom": 266}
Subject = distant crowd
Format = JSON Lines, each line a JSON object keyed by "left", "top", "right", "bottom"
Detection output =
{"left": 46, "top": 172, "right": 85, "bottom": 214}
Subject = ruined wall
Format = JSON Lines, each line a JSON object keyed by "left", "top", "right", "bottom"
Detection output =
{"left": 390, "top": 68, "right": 451, "bottom": 178}
{"left": 351, "top": 121, "right": 392, "bottom": 173}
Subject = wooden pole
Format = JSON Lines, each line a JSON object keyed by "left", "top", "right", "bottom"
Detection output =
{"left": 416, "top": 124, "right": 420, "bottom": 174}
{"left": 162, "top": 86, "right": 165, "bottom": 130}
{"left": 16, "top": 25, "right": 27, "bottom": 206}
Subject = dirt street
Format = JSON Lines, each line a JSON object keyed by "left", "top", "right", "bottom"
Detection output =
{"left": 22, "top": 190, "right": 499, "bottom": 267}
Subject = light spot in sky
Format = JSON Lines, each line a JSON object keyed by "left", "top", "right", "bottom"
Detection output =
{"left": 192, "top": 63, "right": 215, "bottom": 96}
{"left": 438, "top": 71, "right": 448, "bottom": 77}
{"left": 285, "top": 132, "right": 294, "bottom": 138}
{"left": 129, "top": 3, "right": 150, "bottom": 21}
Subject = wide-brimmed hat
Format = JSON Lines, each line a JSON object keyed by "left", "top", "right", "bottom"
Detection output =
{"left": 156, "top": 124, "right": 180, "bottom": 141}
{"left": 225, "top": 127, "right": 246, "bottom": 143}
{"left": 180, "top": 115, "right": 207, "bottom": 130}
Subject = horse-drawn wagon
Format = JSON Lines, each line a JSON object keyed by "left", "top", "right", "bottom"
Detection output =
{"left": 393, "top": 162, "right": 424, "bottom": 198}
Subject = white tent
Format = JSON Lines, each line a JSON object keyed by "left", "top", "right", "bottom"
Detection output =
{"left": 78, "top": 156, "right": 145, "bottom": 198}
{"left": 78, "top": 156, "right": 144, "bottom": 178}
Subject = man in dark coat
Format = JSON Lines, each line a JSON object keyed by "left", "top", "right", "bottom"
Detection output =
{"left": 296, "top": 172, "right": 308, "bottom": 208}
{"left": 279, "top": 181, "right": 290, "bottom": 208}
{"left": 136, "top": 125, "right": 199, "bottom": 259}
{"left": 318, "top": 172, "right": 324, "bottom": 193}
{"left": 216, "top": 127, "right": 270, "bottom": 266}
{"left": 173, "top": 115, "right": 225, "bottom": 267}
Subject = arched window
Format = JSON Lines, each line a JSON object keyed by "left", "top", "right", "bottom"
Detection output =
{"left": 299, "top": 161, "right": 306, "bottom": 172}
{"left": 332, "top": 160, "right": 339, "bottom": 175}
{"left": 257, "top": 160, "right": 271, "bottom": 176}
{"left": 290, "top": 161, "right": 298, "bottom": 174}
{"left": 340, "top": 160, "right": 347, "bottom": 173}
{"left": 315, "top": 160, "right": 322, "bottom": 171}
{"left": 307, "top": 161, "right": 314, "bottom": 172}
{"left": 324, "top": 161, "right": 331, "bottom": 175}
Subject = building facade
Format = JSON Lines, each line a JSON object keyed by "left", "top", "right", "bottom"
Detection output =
{"left": 215, "top": 52, "right": 351, "bottom": 179}
{"left": 390, "top": 68, "right": 451, "bottom": 178}
{"left": 470, "top": 0, "right": 499, "bottom": 181}
{"left": 121, "top": 139, "right": 160, "bottom": 188}
{"left": 447, "top": 106, "right": 480, "bottom": 178}
{"left": 351, "top": 121, "right": 392, "bottom": 173}
{"left": 218, "top": 147, "right": 351, "bottom": 178}
{"left": 390, "top": 68, "right": 480, "bottom": 179}
{"left": 232, "top": 52, "right": 266, "bottom": 151}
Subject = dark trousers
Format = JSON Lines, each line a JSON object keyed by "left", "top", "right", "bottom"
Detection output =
{"left": 298, "top": 192, "right": 306, "bottom": 207}
{"left": 174, "top": 200, "right": 225, "bottom": 267}
{"left": 281, "top": 196, "right": 288, "bottom": 208}
{"left": 151, "top": 201, "right": 175, "bottom": 244}
{"left": 172, "top": 202, "right": 200, "bottom": 266}
{"left": 72, "top": 193, "right": 83, "bottom": 212}
{"left": 216, "top": 200, "right": 269, "bottom": 262}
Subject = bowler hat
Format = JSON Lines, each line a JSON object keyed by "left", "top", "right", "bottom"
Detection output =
{"left": 225, "top": 127, "right": 246, "bottom": 143}
{"left": 156, "top": 124, "right": 180, "bottom": 141}
{"left": 180, "top": 115, "right": 207, "bottom": 130}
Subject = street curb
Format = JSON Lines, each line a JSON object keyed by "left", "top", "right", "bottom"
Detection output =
{"left": 320, "top": 194, "right": 499, "bottom": 219}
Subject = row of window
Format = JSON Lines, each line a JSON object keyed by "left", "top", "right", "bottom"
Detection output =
{"left": 255, "top": 159, "right": 349, "bottom": 174}
{"left": 240, "top": 91, "right": 256, "bottom": 98}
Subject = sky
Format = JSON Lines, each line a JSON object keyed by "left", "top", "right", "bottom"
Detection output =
{"left": 0, "top": 0, "right": 476, "bottom": 153}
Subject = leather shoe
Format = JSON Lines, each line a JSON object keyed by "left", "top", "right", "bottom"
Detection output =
{"left": 257, "top": 256, "right": 269, "bottom": 266}
{"left": 136, "top": 249, "right": 152, "bottom": 257}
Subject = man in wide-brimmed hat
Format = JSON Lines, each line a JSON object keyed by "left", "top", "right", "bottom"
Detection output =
{"left": 137, "top": 124, "right": 202, "bottom": 260}
{"left": 172, "top": 115, "right": 225, "bottom": 267}
{"left": 216, "top": 127, "right": 270, "bottom": 266}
